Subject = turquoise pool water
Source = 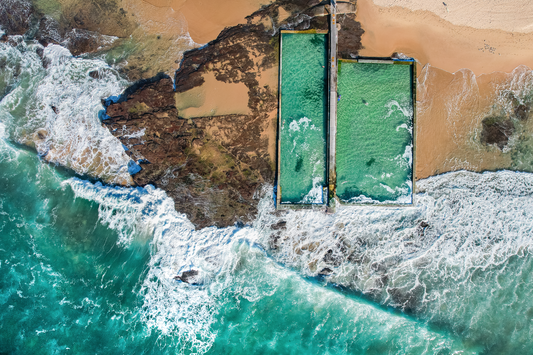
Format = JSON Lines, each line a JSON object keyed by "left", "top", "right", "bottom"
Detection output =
{"left": 336, "top": 61, "right": 413, "bottom": 204}
{"left": 278, "top": 33, "right": 328, "bottom": 204}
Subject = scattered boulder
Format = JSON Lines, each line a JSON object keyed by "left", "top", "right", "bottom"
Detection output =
{"left": 174, "top": 269, "right": 200, "bottom": 284}
{"left": 270, "top": 221, "right": 287, "bottom": 230}
{"left": 515, "top": 104, "right": 530, "bottom": 121}
{"left": 318, "top": 267, "right": 333, "bottom": 276}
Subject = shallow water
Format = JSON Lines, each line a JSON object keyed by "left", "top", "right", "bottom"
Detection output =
{"left": 278, "top": 33, "right": 328, "bottom": 204}
{"left": 336, "top": 61, "right": 413, "bottom": 203}
{"left": 0, "top": 36, "right": 132, "bottom": 185}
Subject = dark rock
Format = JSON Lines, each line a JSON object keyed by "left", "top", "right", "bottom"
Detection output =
{"left": 35, "top": 16, "right": 65, "bottom": 47}
{"left": 387, "top": 284, "right": 426, "bottom": 313}
{"left": 337, "top": 13, "right": 364, "bottom": 59}
{"left": 480, "top": 116, "right": 514, "bottom": 150}
{"left": 63, "top": 28, "right": 114, "bottom": 56}
{"left": 318, "top": 267, "right": 333, "bottom": 276}
{"left": 89, "top": 70, "right": 105, "bottom": 79}
{"left": 270, "top": 220, "right": 287, "bottom": 230}
{"left": 515, "top": 104, "right": 530, "bottom": 121}
{"left": 36, "top": 16, "right": 117, "bottom": 56}
{"left": 0, "top": 0, "right": 34, "bottom": 36}
{"left": 376, "top": 274, "right": 389, "bottom": 288}
{"left": 269, "top": 232, "right": 281, "bottom": 250}
{"left": 174, "top": 269, "right": 200, "bottom": 284}
{"left": 0, "top": 0, "right": 132, "bottom": 57}
{"left": 416, "top": 220, "right": 429, "bottom": 236}
{"left": 323, "top": 249, "right": 343, "bottom": 267}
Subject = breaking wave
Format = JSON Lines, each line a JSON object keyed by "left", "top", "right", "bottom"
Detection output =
{"left": 62, "top": 168, "right": 533, "bottom": 354}
{"left": 0, "top": 37, "right": 132, "bottom": 185}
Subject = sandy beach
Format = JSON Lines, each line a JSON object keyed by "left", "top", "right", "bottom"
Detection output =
{"left": 356, "top": 0, "right": 533, "bottom": 75}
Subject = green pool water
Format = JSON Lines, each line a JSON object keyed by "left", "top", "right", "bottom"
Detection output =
{"left": 336, "top": 61, "right": 414, "bottom": 204}
{"left": 278, "top": 33, "right": 328, "bottom": 204}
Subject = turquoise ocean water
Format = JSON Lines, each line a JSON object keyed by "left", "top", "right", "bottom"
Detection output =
{"left": 3, "top": 35, "right": 533, "bottom": 354}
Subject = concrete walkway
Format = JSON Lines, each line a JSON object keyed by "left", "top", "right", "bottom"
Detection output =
{"left": 328, "top": 0, "right": 338, "bottom": 206}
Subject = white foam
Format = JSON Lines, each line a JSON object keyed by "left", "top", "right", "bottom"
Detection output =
{"left": 288, "top": 116, "right": 319, "bottom": 133}
{"left": 0, "top": 41, "right": 132, "bottom": 185}
{"left": 300, "top": 176, "right": 324, "bottom": 204}
{"left": 64, "top": 170, "right": 533, "bottom": 352}
{"left": 384, "top": 98, "right": 413, "bottom": 120}
{"left": 255, "top": 170, "right": 533, "bottom": 340}
{"left": 63, "top": 177, "right": 260, "bottom": 353}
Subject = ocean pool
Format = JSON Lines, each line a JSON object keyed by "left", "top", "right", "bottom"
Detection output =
{"left": 278, "top": 32, "right": 328, "bottom": 205}
{"left": 336, "top": 60, "right": 414, "bottom": 204}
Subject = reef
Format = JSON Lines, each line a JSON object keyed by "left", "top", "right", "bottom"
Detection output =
{"left": 0, "top": 0, "right": 132, "bottom": 56}
{"left": 102, "top": 0, "right": 361, "bottom": 228}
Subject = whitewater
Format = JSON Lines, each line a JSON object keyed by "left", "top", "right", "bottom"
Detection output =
{"left": 2, "top": 34, "right": 533, "bottom": 354}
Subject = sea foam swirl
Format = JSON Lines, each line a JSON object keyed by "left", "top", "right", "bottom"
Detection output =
{"left": 0, "top": 38, "right": 133, "bottom": 185}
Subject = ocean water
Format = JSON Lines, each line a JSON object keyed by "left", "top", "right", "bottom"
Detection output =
{"left": 0, "top": 134, "right": 478, "bottom": 355}
{"left": 2, "top": 37, "right": 533, "bottom": 355}
{"left": 336, "top": 61, "right": 413, "bottom": 204}
{"left": 279, "top": 33, "right": 328, "bottom": 204}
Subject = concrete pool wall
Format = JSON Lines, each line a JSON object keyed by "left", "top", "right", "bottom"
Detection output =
{"left": 275, "top": 30, "right": 416, "bottom": 208}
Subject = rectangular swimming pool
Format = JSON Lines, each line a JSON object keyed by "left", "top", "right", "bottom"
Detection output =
{"left": 277, "top": 31, "right": 328, "bottom": 205}
{"left": 336, "top": 60, "right": 415, "bottom": 204}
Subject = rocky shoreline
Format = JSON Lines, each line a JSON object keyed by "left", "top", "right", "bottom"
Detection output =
{"left": 100, "top": 1, "right": 361, "bottom": 228}
{"left": 4, "top": 0, "right": 532, "bottom": 229}
{"left": 0, "top": 0, "right": 361, "bottom": 228}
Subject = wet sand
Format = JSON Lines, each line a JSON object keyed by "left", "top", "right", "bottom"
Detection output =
{"left": 174, "top": 72, "right": 251, "bottom": 118}
{"left": 125, "top": 0, "right": 271, "bottom": 44}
